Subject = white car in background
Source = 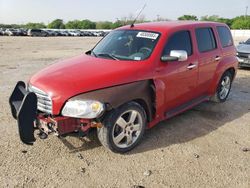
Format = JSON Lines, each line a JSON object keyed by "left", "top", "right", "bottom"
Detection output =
{"left": 237, "top": 38, "right": 250, "bottom": 68}
{"left": 68, "top": 30, "right": 81, "bottom": 36}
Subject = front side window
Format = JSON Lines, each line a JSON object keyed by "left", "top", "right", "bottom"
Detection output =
{"left": 217, "top": 26, "right": 233, "bottom": 48}
{"left": 91, "top": 30, "right": 160, "bottom": 61}
{"left": 195, "top": 28, "right": 217, "bottom": 52}
{"left": 162, "top": 30, "right": 193, "bottom": 56}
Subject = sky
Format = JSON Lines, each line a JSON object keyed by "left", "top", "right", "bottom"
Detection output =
{"left": 0, "top": 0, "right": 249, "bottom": 24}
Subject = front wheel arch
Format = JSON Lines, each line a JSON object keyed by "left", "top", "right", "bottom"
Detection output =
{"left": 97, "top": 101, "right": 147, "bottom": 153}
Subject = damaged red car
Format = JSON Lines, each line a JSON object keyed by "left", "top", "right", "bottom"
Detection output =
{"left": 9, "top": 21, "right": 238, "bottom": 153}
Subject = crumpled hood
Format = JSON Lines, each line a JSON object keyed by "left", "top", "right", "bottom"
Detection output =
{"left": 29, "top": 54, "right": 150, "bottom": 114}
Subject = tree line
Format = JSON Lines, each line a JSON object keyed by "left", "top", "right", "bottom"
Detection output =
{"left": 0, "top": 15, "right": 250, "bottom": 29}
{"left": 177, "top": 15, "right": 250, "bottom": 29}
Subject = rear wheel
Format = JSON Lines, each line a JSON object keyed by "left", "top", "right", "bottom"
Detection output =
{"left": 211, "top": 71, "right": 232, "bottom": 102}
{"left": 97, "top": 102, "right": 147, "bottom": 153}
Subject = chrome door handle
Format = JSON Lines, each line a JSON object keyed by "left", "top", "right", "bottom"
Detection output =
{"left": 215, "top": 56, "right": 221, "bottom": 61}
{"left": 187, "top": 64, "right": 196, "bottom": 69}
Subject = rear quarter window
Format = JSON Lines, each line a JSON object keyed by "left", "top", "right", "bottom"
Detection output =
{"left": 195, "top": 28, "right": 217, "bottom": 53}
{"left": 216, "top": 26, "right": 233, "bottom": 48}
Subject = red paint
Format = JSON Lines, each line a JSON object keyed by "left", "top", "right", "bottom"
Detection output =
{"left": 29, "top": 21, "right": 238, "bottom": 129}
{"left": 38, "top": 116, "right": 83, "bottom": 134}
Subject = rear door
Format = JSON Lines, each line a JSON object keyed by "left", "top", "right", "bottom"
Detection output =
{"left": 195, "top": 27, "right": 221, "bottom": 95}
{"left": 216, "top": 25, "right": 236, "bottom": 65}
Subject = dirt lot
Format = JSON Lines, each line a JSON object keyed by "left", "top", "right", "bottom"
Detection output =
{"left": 0, "top": 36, "right": 249, "bottom": 188}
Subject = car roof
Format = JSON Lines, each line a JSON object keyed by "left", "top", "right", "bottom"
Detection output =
{"left": 117, "top": 21, "right": 227, "bottom": 33}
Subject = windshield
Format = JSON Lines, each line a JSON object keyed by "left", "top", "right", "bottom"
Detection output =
{"left": 91, "top": 30, "right": 160, "bottom": 61}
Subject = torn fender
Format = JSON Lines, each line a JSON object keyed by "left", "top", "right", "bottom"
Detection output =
{"left": 68, "top": 80, "right": 154, "bottom": 121}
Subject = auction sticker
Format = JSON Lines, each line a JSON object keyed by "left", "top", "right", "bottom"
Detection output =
{"left": 136, "top": 32, "right": 159, "bottom": 40}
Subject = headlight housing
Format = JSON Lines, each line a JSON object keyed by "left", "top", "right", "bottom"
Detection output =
{"left": 62, "top": 100, "right": 105, "bottom": 119}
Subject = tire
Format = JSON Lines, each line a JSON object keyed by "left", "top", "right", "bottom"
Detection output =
{"left": 97, "top": 101, "right": 147, "bottom": 153}
{"left": 211, "top": 71, "right": 233, "bottom": 103}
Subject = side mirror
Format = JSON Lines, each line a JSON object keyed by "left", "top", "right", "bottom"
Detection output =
{"left": 161, "top": 50, "right": 188, "bottom": 62}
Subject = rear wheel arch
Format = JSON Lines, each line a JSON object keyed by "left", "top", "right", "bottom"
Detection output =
{"left": 210, "top": 70, "right": 233, "bottom": 102}
{"left": 215, "top": 67, "right": 235, "bottom": 89}
{"left": 209, "top": 65, "right": 236, "bottom": 95}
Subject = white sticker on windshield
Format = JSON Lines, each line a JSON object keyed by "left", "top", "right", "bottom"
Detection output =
{"left": 136, "top": 32, "right": 159, "bottom": 40}
{"left": 134, "top": 57, "right": 141, "bottom": 61}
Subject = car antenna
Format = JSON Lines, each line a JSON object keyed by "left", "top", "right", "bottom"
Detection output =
{"left": 130, "top": 3, "right": 147, "bottom": 28}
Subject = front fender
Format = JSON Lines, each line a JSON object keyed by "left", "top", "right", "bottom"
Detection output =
{"left": 67, "top": 80, "right": 153, "bottom": 121}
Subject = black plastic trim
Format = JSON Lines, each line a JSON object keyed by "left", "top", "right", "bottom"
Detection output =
{"left": 9, "top": 81, "right": 37, "bottom": 145}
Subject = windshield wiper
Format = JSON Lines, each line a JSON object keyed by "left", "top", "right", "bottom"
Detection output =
{"left": 96, "top": 53, "right": 119, "bottom": 60}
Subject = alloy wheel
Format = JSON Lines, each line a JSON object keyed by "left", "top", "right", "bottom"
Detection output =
{"left": 219, "top": 75, "right": 231, "bottom": 100}
{"left": 112, "top": 110, "right": 143, "bottom": 148}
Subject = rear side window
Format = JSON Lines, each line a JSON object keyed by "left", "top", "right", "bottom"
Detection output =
{"left": 195, "top": 28, "right": 217, "bottom": 52}
{"left": 163, "top": 30, "right": 192, "bottom": 56}
{"left": 217, "top": 26, "right": 233, "bottom": 47}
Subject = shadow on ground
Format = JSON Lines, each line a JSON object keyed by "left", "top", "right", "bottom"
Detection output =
{"left": 59, "top": 129, "right": 101, "bottom": 153}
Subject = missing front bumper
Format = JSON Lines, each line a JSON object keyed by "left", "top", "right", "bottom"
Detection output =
{"left": 9, "top": 81, "right": 102, "bottom": 145}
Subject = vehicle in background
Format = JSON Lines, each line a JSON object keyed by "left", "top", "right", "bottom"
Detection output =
{"left": 4, "top": 29, "right": 23, "bottom": 36}
{"left": 27, "top": 29, "right": 48, "bottom": 37}
{"left": 80, "top": 31, "right": 87, "bottom": 36}
{"left": 68, "top": 30, "right": 81, "bottom": 36}
{"left": 60, "top": 30, "right": 70, "bottom": 36}
{"left": 55, "top": 30, "right": 65, "bottom": 36}
{"left": 236, "top": 38, "right": 250, "bottom": 68}
{"left": 0, "top": 28, "right": 4, "bottom": 36}
{"left": 93, "top": 31, "right": 106, "bottom": 37}
{"left": 19, "top": 29, "right": 28, "bottom": 36}
{"left": 0, "top": 28, "right": 109, "bottom": 37}
{"left": 79, "top": 31, "right": 94, "bottom": 37}
{"left": 45, "top": 30, "right": 58, "bottom": 37}
{"left": 4, "top": 29, "right": 14, "bottom": 36}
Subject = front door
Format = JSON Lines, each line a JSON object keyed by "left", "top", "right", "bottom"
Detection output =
{"left": 156, "top": 30, "right": 198, "bottom": 113}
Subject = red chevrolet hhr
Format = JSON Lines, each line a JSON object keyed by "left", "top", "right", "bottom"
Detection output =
{"left": 10, "top": 21, "right": 238, "bottom": 153}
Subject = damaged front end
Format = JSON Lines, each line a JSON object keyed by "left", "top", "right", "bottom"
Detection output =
{"left": 9, "top": 81, "right": 101, "bottom": 145}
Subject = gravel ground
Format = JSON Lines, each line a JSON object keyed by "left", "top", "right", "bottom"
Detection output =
{"left": 0, "top": 36, "right": 249, "bottom": 188}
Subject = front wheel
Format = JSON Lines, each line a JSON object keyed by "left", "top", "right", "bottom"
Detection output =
{"left": 211, "top": 71, "right": 232, "bottom": 103}
{"left": 97, "top": 102, "right": 147, "bottom": 153}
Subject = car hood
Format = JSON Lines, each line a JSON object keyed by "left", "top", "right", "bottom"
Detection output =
{"left": 237, "top": 44, "right": 250, "bottom": 53}
{"left": 29, "top": 54, "right": 151, "bottom": 114}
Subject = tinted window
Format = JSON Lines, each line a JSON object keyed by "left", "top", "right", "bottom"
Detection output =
{"left": 217, "top": 26, "right": 233, "bottom": 47}
{"left": 195, "top": 28, "right": 217, "bottom": 52}
{"left": 163, "top": 31, "right": 192, "bottom": 56}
